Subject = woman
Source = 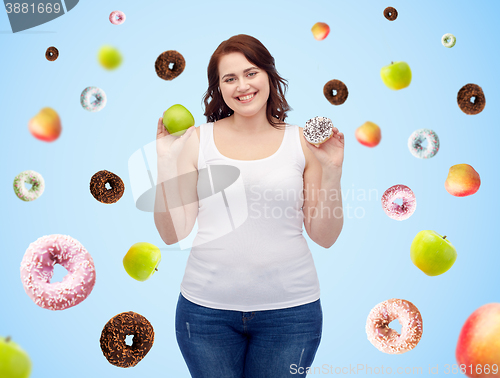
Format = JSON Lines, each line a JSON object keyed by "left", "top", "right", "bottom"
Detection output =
{"left": 154, "top": 34, "right": 344, "bottom": 378}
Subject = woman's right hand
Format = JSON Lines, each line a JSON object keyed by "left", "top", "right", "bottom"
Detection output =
{"left": 156, "top": 116, "right": 195, "bottom": 160}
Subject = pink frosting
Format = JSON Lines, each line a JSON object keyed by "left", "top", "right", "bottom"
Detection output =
{"left": 381, "top": 184, "right": 416, "bottom": 221}
{"left": 109, "top": 11, "right": 126, "bottom": 25}
{"left": 366, "top": 298, "right": 423, "bottom": 354}
{"left": 20, "top": 234, "right": 96, "bottom": 311}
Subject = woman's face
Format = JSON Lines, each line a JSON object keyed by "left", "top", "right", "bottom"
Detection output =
{"left": 218, "top": 52, "right": 270, "bottom": 119}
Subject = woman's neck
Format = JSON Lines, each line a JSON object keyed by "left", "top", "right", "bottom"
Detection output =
{"left": 227, "top": 111, "right": 273, "bottom": 135}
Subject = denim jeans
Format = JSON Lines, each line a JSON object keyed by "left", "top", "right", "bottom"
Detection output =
{"left": 175, "top": 292, "right": 322, "bottom": 378}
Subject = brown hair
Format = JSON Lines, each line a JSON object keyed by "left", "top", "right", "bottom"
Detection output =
{"left": 202, "top": 34, "right": 292, "bottom": 130}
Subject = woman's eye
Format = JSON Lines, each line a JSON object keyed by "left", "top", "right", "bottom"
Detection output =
{"left": 248, "top": 72, "right": 257, "bottom": 77}
{"left": 225, "top": 78, "right": 234, "bottom": 83}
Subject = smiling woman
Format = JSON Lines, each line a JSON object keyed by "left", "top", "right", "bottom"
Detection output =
{"left": 154, "top": 34, "right": 344, "bottom": 378}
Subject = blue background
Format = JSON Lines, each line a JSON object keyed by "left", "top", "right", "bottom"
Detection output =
{"left": 1, "top": 0, "right": 499, "bottom": 376}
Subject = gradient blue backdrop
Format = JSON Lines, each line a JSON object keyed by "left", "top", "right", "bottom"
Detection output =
{"left": 1, "top": 0, "right": 499, "bottom": 376}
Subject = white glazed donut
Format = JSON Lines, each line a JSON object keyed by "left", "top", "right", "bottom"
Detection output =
{"left": 80, "top": 86, "right": 107, "bottom": 112}
{"left": 13, "top": 170, "right": 45, "bottom": 201}
{"left": 304, "top": 116, "right": 334, "bottom": 147}
{"left": 441, "top": 33, "right": 456, "bottom": 48}
{"left": 20, "top": 234, "right": 96, "bottom": 311}
{"left": 109, "top": 11, "right": 126, "bottom": 25}
{"left": 408, "top": 129, "right": 439, "bottom": 159}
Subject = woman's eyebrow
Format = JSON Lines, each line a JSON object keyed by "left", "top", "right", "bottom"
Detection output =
{"left": 221, "top": 67, "right": 259, "bottom": 80}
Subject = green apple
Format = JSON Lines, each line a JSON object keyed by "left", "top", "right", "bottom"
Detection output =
{"left": 0, "top": 336, "right": 32, "bottom": 378}
{"left": 98, "top": 45, "right": 122, "bottom": 70}
{"left": 380, "top": 61, "right": 412, "bottom": 90}
{"left": 410, "top": 230, "right": 457, "bottom": 276}
{"left": 162, "top": 104, "right": 195, "bottom": 136}
{"left": 123, "top": 242, "right": 161, "bottom": 282}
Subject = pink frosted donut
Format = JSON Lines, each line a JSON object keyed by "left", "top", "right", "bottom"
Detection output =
{"left": 20, "top": 234, "right": 96, "bottom": 311}
{"left": 381, "top": 184, "right": 416, "bottom": 221}
{"left": 109, "top": 11, "right": 126, "bottom": 25}
{"left": 366, "top": 298, "right": 423, "bottom": 354}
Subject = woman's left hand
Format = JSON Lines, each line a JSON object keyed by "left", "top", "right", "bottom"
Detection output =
{"left": 304, "top": 128, "right": 344, "bottom": 171}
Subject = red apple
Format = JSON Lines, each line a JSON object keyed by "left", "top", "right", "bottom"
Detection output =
{"left": 28, "top": 107, "right": 61, "bottom": 142}
{"left": 355, "top": 121, "right": 381, "bottom": 147}
{"left": 445, "top": 164, "right": 481, "bottom": 197}
{"left": 311, "top": 22, "right": 330, "bottom": 40}
{"left": 456, "top": 303, "right": 500, "bottom": 377}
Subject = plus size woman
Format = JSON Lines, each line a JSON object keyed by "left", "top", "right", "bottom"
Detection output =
{"left": 154, "top": 34, "right": 344, "bottom": 378}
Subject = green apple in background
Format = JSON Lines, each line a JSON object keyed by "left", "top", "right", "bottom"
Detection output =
{"left": 162, "top": 104, "right": 195, "bottom": 136}
{"left": 98, "top": 45, "right": 123, "bottom": 70}
{"left": 380, "top": 61, "right": 412, "bottom": 90}
{"left": 410, "top": 230, "right": 457, "bottom": 276}
{"left": 0, "top": 336, "right": 32, "bottom": 378}
{"left": 123, "top": 242, "right": 161, "bottom": 282}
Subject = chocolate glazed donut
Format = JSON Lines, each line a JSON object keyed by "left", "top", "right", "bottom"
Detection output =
{"left": 100, "top": 311, "right": 155, "bottom": 368}
{"left": 384, "top": 7, "right": 398, "bottom": 21}
{"left": 323, "top": 79, "right": 348, "bottom": 105}
{"left": 89, "top": 170, "right": 125, "bottom": 204}
{"left": 45, "top": 46, "right": 59, "bottom": 61}
{"left": 155, "top": 50, "right": 186, "bottom": 80}
{"left": 457, "top": 83, "right": 485, "bottom": 115}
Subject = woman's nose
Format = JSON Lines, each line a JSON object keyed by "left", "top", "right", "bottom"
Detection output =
{"left": 237, "top": 78, "right": 250, "bottom": 91}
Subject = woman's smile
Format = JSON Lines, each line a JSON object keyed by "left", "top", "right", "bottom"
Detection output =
{"left": 236, "top": 91, "right": 257, "bottom": 102}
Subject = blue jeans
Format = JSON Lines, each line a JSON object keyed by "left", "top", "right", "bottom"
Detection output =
{"left": 175, "top": 292, "right": 322, "bottom": 378}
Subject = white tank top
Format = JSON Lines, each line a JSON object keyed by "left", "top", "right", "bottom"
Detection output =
{"left": 179, "top": 122, "right": 320, "bottom": 311}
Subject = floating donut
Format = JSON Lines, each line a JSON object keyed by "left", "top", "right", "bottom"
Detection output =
{"left": 13, "top": 170, "right": 45, "bottom": 202}
{"left": 90, "top": 170, "right": 125, "bottom": 204}
{"left": 441, "top": 33, "right": 456, "bottom": 48}
{"left": 384, "top": 7, "right": 398, "bottom": 21}
{"left": 80, "top": 86, "right": 107, "bottom": 112}
{"left": 155, "top": 50, "right": 185, "bottom": 81}
{"left": 408, "top": 129, "right": 439, "bottom": 159}
{"left": 304, "top": 116, "right": 334, "bottom": 147}
{"left": 100, "top": 311, "right": 155, "bottom": 368}
{"left": 366, "top": 298, "right": 423, "bottom": 354}
{"left": 381, "top": 184, "right": 416, "bottom": 221}
{"left": 20, "top": 234, "right": 96, "bottom": 311}
{"left": 109, "top": 10, "right": 126, "bottom": 25}
{"left": 45, "top": 46, "right": 59, "bottom": 61}
{"left": 457, "top": 83, "right": 485, "bottom": 115}
{"left": 323, "top": 79, "right": 348, "bottom": 105}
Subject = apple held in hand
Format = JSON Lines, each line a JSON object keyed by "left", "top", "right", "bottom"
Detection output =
{"left": 163, "top": 104, "right": 195, "bottom": 136}
{"left": 123, "top": 242, "right": 161, "bottom": 282}
{"left": 28, "top": 107, "right": 62, "bottom": 142}
{"left": 0, "top": 336, "right": 32, "bottom": 378}
{"left": 445, "top": 164, "right": 481, "bottom": 197}
{"left": 410, "top": 230, "right": 457, "bottom": 276}
{"left": 380, "top": 61, "right": 412, "bottom": 90}
{"left": 456, "top": 303, "right": 500, "bottom": 378}
{"left": 98, "top": 45, "right": 122, "bottom": 70}
{"left": 355, "top": 121, "right": 381, "bottom": 147}
{"left": 311, "top": 22, "right": 330, "bottom": 40}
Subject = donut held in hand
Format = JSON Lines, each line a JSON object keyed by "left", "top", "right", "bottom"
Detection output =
{"left": 304, "top": 116, "right": 334, "bottom": 147}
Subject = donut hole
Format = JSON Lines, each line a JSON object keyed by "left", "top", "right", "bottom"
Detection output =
{"left": 331, "top": 89, "right": 337, "bottom": 97}
{"left": 420, "top": 139, "right": 428, "bottom": 149}
{"left": 393, "top": 198, "right": 403, "bottom": 206}
{"left": 169, "top": 62, "right": 175, "bottom": 70}
{"left": 388, "top": 12, "right": 392, "bottom": 16}
{"left": 24, "top": 182, "right": 34, "bottom": 190}
{"left": 51, "top": 264, "right": 68, "bottom": 283}
{"left": 125, "top": 334, "right": 134, "bottom": 346}
{"left": 389, "top": 319, "right": 402, "bottom": 334}
{"left": 105, "top": 182, "right": 112, "bottom": 190}
{"left": 470, "top": 96, "right": 476, "bottom": 104}
{"left": 445, "top": 37, "right": 451, "bottom": 43}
